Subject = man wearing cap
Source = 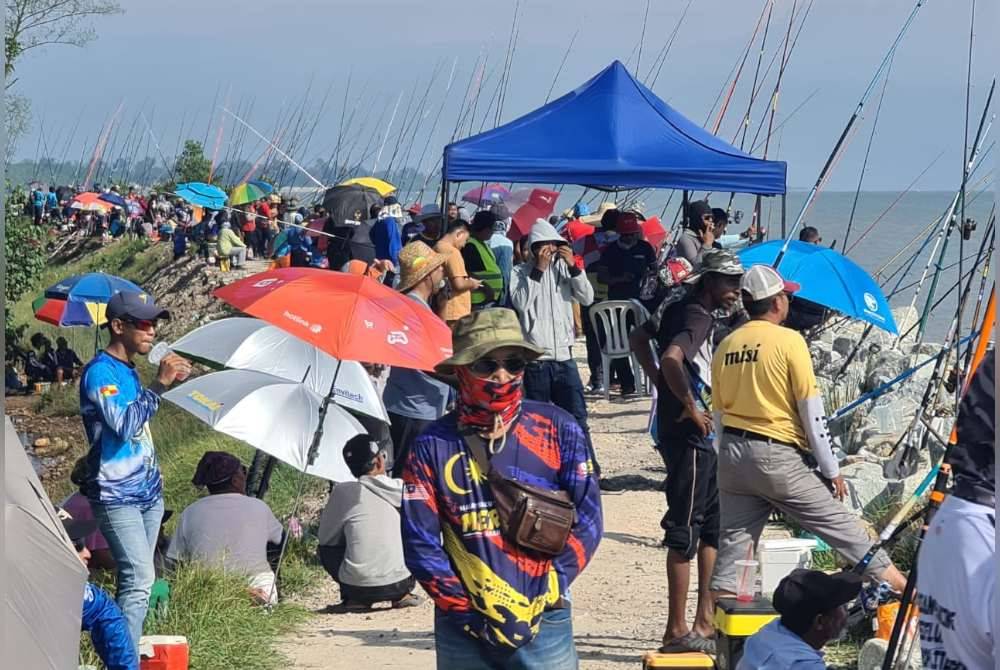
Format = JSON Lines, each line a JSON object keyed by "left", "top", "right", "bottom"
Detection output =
{"left": 167, "top": 451, "right": 284, "bottom": 604}
{"left": 401, "top": 308, "right": 602, "bottom": 668}
{"left": 675, "top": 201, "right": 716, "bottom": 268}
{"left": 382, "top": 241, "right": 452, "bottom": 477}
{"left": 79, "top": 292, "right": 191, "bottom": 645}
{"left": 709, "top": 265, "right": 906, "bottom": 603}
{"left": 318, "top": 434, "right": 417, "bottom": 612}
{"left": 916, "top": 349, "right": 995, "bottom": 670}
{"left": 628, "top": 248, "right": 746, "bottom": 654}
{"left": 62, "top": 510, "right": 140, "bottom": 670}
{"left": 596, "top": 211, "right": 657, "bottom": 397}
{"left": 510, "top": 219, "right": 595, "bottom": 449}
{"left": 738, "top": 569, "right": 862, "bottom": 669}
{"left": 488, "top": 203, "right": 515, "bottom": 292}
{"left": 408, "top": 203, "right": 444, "bottom": 247}
{"left": 463, "top": 210, "right": 505, "bottom": 310}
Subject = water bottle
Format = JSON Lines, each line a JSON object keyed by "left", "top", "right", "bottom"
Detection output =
{"left": 148, "top": 341, "right": 170, "bottom": 365}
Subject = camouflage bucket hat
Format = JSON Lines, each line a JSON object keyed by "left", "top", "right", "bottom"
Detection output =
{"left": 683, "top": 248, "right": 745, "bottom": 284}
{"left": 435, "top": 308, "right": 545, "bottom": 374}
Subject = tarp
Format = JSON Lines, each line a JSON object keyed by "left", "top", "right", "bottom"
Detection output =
{"left": 444, "top": 61, "right": 787, "bottom": 195}
{"left": 4, "top": 416, "right": 89, "bottom": 670}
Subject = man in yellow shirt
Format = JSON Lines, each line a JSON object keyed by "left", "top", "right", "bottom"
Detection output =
{"left": 709, "top": 265, "right": 906, "bottom": 597}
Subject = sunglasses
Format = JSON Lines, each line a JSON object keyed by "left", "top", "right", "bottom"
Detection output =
{"left": 72, "top": 538, "right": 86, "bottom": 552}
{"left": 469, "top": 357, "right": 528, "bottom": 376}
{"left": 122, "top": 318, "right": 157, "bottom": 332}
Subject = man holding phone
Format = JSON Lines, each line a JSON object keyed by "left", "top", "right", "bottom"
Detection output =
{"left": 79, "top": 291, "right": 192, "bottom": 646}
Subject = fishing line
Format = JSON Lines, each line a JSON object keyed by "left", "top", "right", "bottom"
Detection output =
{"left": 636, "top": 0, "right": 651, "bottom": 74}
{"left": 646, "top": 0, "right": 693, "bottom": 90}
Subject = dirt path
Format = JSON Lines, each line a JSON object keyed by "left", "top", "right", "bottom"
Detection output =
{"left": 280, "top": 369, "right": 705, "bottom": 669}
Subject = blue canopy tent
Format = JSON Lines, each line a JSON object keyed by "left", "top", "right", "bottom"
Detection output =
{"left": 443, "top": 61, "right": 786, "bottom": 215}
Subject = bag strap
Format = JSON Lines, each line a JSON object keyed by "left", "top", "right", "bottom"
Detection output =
{"left": 463, "top": 434, "right": 494, "bottom": 477}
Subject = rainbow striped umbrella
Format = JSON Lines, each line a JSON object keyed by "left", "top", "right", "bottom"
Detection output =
{"left": 33, "top": 296, "right": 107, "bottom": 327}
{"left": 229, "top": 180, "right": 274, "bottom": 206}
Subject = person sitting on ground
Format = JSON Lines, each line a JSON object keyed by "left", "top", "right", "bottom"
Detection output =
{"left": 62, "top": 457, "right": 116, "bottom": 572}
{"left": 217, "top": 220, "right": 248, "bottom": 268}
{"left": 166, "top": 451, "right": 284, "bottom": 605}
{"left": 435, "top": 218, "right": 482, "bottom": 325}
{"left": 26, "top": 333, "right": 58, "bottom": 384}
{"left": 62, "top": 510, "right": 140, "bottom": 670}
{"left": 737, "top": 569, "right": 862, "bottom": 670}
{"left": 55, "top": 336, "right": 85, "bottom": 383}
{"left": 675, "top": 201, "right": 716, "bottom": 268}
{"left": 317, "top": 434, "right": 418, "bottom": 612}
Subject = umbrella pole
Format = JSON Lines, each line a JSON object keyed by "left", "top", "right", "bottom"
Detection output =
{"left": 267, "top": 360, "right": 345, "bottom": 606}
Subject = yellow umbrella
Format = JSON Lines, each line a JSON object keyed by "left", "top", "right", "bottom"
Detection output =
{"left": 337, "top": 177, "right": 397, "bottom": 196}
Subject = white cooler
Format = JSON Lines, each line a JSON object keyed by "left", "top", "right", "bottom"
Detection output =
{"left": 759, "top": 538, "right": 818, "bottom": 595}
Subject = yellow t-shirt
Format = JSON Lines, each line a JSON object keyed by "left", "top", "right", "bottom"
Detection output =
{"left": 711, "top": 319, "right": 819, "bottom": 449}
{"left": 435, "top": 240, "right": 472, "bottom": 322}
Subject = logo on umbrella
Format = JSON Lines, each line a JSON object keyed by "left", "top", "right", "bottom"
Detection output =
{"left": 863, "top": 292, "right": 879, "bottom": 313}
{"left": 253, "top": 278, "right": 280, "bottom": 289}
{"left": 387, "top": 331, "right": 409, "bottom": 345}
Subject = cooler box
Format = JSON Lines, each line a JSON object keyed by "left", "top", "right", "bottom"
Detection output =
{"left": 714, "top": 597, "right": 778, "bottom": 670}
{"left": 642, "top": 651, "right": 715, "bottom": 668}
{"left": 759, "top": 538, "right": 817, "bottom": 595}
{"left": 139, "top": 635, "right": 189, "bottom": 670}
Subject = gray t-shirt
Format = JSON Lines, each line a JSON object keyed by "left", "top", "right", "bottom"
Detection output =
{"left": 381, "top": 293, "right": 452, "bottom": 420}
{"left": 166, "top": 493, "right": 282, "bottom": 576}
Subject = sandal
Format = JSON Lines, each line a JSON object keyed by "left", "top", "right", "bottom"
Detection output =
{"left": 659, "top": 632, "right": 717, "bottom": 655}
{"left": 323, "top": 600, "right": 373, "bottom": 614}
{"left": 391, "top": 593, "right": 421, "bottom": 609}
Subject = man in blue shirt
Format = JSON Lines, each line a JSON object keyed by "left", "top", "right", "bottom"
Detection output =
{"left": 79, "top": 291, "right": 191, "bottom": 646}
{"left": 737, "top": 569, "right": 861, "bottom": 670}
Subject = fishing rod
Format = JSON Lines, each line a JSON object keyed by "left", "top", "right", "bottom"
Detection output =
{"left": 880, "top": 290, "right": 993, "bottom": 670}
{"left": 141, "top": 111, "right": 175, "bottom": 182}
{"left": 636, "top": 0, "right": 651, "bottom": 74}
{"left": 386, "top": 65, "right": 439, "bottom": 179}
{"left": 494, "top": 0, "right": 522, "bottom": 129}
{"left": 208, "top": 86, "right": 232, "bottom": 183}
{"left": 734, "top": 0, "right": 775, "bottom": 151}
{"left": 545, "top": 28, "right": 578, "bottom": 104}
{"left": 912, "top": 83, "right": 994, "bottom": 346}
{"left": 708, "top": 0, "right": 772, "bottom": 133}
{"left": 749, "top": 88, "right": 819, "bottom": 154}
{"left": 84, "top": 101, "right": 125, "bottom": 190}
{"left": 223, "top": 106, "right": 325, "bottom": 189}
{"left": 645, "top": 0, "right": 693, "bottom": 91}
{"left": 776, "top": 0, "right": 928, "bottom": 265}
{"left": 408, "top": 57, "right": 459, "bottom": 200}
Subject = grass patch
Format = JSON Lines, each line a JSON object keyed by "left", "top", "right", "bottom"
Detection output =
{"left": 81, "top": 565, "right": 310, "bottom": 670}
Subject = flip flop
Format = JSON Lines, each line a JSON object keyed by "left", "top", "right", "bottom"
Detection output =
{"left": 391, "top": 593, "right": 421, "bottom": 609}
{"left": 659, "top": 632, "right": 717, "bottom": 655}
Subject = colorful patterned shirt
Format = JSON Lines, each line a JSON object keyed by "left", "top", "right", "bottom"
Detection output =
{"left": 80, "top": 351, "right": 163, "bottom": 507}
{"left": 401, "top": 401, "right": 602, "bottom": 649}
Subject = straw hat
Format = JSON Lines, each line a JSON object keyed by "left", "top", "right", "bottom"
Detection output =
{"left": 397, "top": 241, "right": 448, "bottom": 293}
{"left": 435, "top": 308, "right": 545, "bottom": 374}
{"left": 580, "top": 201, "right": 617, "bottom": 224}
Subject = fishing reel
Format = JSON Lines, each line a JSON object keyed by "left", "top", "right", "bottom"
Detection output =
{"left": 962, "top": 217, "right": 977, "bottom": 240}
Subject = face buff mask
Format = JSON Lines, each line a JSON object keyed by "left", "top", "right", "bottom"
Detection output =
{"left": 455, "top": 366, "right": 524, "bottom": 434}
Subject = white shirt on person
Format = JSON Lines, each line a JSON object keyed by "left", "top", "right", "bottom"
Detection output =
{"left": 167, "top": 492, "right": 282, "bottom": 576}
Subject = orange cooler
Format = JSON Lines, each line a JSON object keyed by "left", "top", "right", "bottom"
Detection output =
{"left": 139, "top": 635, "right": 189, "bottom": 670}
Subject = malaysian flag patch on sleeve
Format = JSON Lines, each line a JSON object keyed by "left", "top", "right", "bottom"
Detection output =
{"left": 99, "top": 385, "right": 119, "bottom": 397}
{"left": 403, "top": 482, "right": 430, "bottom": 501}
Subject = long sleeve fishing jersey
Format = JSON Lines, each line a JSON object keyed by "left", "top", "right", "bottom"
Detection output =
{"left": 401, "top": 401, "right": 602, "bottom": 650}
{"left": 80, "top": 351, "right": 163, "bottom": 506}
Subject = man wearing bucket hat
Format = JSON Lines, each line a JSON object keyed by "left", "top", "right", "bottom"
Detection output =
{"left": 400, "top": 308, "right": 602, "bottom": 668}
{"left": 382, "top": 241, "right": 452, "bottom": 477}
{"left": 709, "top": 265, "right": 906, "bottom": 604}
{"left": 627, "top": 248, "right": 746, "bottom": 655}
{"left": 737, "top": 569, "right": 862, "bottom": 669}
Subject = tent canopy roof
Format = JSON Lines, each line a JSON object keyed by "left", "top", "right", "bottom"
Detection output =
{"left": 444, "top": 61, "right": 787, "bottom": 195}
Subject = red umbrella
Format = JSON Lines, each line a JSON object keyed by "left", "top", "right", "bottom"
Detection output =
{"left": 508, "top": 188, "right": 560, "bottom": 241}
{"left": 213, "top": 268, "right": 453, "bottom": 371}
{"left": 642, "top": 216, "right": 668, "bottom": 250}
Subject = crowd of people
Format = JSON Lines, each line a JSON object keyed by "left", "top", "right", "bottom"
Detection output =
{"left": 22, "top": 184, "right": 994, "bottom": 670}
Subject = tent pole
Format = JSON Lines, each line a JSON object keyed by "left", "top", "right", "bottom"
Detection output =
{"left": 681, "top": 190, "right": 689, "bottom": 224}
{"left": 781, "top": 194, "right": 786, "bottom": 240}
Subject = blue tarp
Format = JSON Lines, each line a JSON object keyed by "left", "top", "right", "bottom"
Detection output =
{"left": 444, "top": 61, "right": 787, "bottom": 195}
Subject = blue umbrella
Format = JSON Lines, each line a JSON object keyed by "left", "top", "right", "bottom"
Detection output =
{"left": 98, "top": 192, "right": 128, "bottom": 209}
{"left": 175, "top": 182, "right": 227, "bottom": 209}
{"left": 44, "top": 272, "right": 145, "bottom": 304}
{"left": 738, "top": 240, "right": 898, "bottom": 334}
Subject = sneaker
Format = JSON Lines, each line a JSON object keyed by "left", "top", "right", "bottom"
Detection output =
{"left": 586, "top": 383, "right": 606, "bottom": 396}
{"left": 621, "top": 388, "right": 638, "bottom": 399}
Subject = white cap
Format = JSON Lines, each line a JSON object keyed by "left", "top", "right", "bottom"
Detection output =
{"left": 740, "top": 265, "right": 800, "bottom": 301}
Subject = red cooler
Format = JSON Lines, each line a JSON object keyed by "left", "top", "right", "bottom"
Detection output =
{"left": 139, "top": 635, "right": 189, "bottom": 670}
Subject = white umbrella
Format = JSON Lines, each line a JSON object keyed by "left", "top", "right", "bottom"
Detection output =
{"left": 163, "top": 369, "right": 366, "bottom": 482}
{"left": 168, "top": 317, "right": 388, "bottom": 423}
{"left": 4, "top": 416, "right": 88, "bottom": 670}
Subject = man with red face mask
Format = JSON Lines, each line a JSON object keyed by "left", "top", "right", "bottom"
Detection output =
{"left": 401, "top": 308, "right": 603, "bottom": 669}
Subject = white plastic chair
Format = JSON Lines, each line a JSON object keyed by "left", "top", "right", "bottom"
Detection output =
{"left": 588, "top": 299, "right": 651, "bottom": 401}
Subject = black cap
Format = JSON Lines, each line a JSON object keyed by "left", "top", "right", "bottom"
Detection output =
{"left": 773, "top": 569, "right": 862, "bottom": 622}
{"left": 58, "top": 509, "right": 98, "bottom": 542}
{"left": 471, "top": 210, "right": 497, "bottom": 232}
{"left": 686, "top": 200, "right": 713, "bottom": 225}
{"left": 105, "top": 291, "right": 170, "bottom": 324}
{"left": 343, "top": 434, "right": 380, "bottom": 477}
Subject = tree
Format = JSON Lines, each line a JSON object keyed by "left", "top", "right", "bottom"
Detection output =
{"left": 5, "top": 0, "right": 124, "bottom": 87}
{"left": 4, "top": 192, "right": 47, "bottom": 346}
{"left": 5, "top": 93, "right": 31, "bottom": 165}
{"left": 173, "top": 140, "right": 213, "bottom": 185}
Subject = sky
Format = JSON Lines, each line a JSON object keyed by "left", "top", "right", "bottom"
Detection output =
{"left": 10, "top": 0, "right": 996, "bottom": 190}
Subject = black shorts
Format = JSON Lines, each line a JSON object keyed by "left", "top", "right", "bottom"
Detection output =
{"left": 657, "top": 435, "right": 720, "bottom": 559}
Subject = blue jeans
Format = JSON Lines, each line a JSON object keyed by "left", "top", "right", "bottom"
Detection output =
{"left": 91, "top": 497, "right": 164, "bottom": 646}
{"left": 523, "top": 360, "right": 589, "bottom": 437}
{"left": 434, "top": 607, "right": 578, "bottom": 670}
